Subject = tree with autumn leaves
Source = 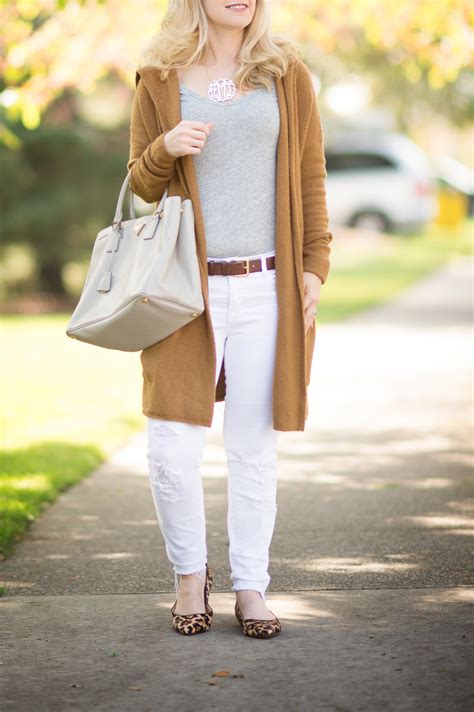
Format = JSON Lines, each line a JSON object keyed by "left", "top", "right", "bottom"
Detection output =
{"left": 0, "top": 0, "right": 472, "bottom": 295}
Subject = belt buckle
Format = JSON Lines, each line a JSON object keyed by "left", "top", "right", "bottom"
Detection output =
{"left": 234, "top": 258, "right": 250, "bottom": 277}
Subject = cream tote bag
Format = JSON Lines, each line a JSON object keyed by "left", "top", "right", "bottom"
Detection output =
{"left": 65, "top": 172, "right": 204, "bottom": 351}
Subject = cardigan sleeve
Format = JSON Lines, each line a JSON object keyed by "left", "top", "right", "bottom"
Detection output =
{"left": 127, "top": 78, "right": 178, "bottom": 204}
{"left": 299, "top": 71, "right": 333, "bottom": 284}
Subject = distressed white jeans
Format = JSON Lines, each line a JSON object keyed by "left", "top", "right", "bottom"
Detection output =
{"left": 146, "top": 249, "right": 279, "bottom": 600}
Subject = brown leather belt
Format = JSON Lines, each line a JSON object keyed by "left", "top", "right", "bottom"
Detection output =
{"left": 207, "top": 255, "right": 275, "bottom": 277}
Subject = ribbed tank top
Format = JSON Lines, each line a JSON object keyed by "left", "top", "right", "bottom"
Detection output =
{"left": 179, "top": 77, "right": 280, "bottom": 258}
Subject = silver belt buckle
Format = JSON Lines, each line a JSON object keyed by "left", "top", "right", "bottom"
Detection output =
{"left": 234, "top": 258, "right": 250, "bottom": 277}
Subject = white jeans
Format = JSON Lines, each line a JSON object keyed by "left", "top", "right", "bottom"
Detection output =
{"left": 146, "top": 249, "right": 280, "bottom": 600}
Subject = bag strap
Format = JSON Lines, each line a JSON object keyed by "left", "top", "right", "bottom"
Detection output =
{"left": 113, "top": 172, "right": 169, "bottom": 228}
{"left": 128, "top": 183, "right": 136, "bottom": 220}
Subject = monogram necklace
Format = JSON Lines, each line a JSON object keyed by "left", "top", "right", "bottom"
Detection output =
{"left": 203, "top": 62, "right": 237, "bottom": 102}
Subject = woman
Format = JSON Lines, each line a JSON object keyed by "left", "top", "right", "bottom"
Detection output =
{"left": 127, "top": 0, "right": 333, "bottom": 638}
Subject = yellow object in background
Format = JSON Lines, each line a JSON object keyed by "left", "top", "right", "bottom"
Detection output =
{"left": 435, "top": 189, "right": 469, "bottom": 228}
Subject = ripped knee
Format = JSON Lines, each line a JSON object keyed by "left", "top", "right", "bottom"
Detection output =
{"left": 150, "top": 421, "right": 178, "bottom": 438}
{"left": 230, "top": 455, "right": 278, "bottom": 512}
{"left": 147, "top": 421, "right": 184, "bottom": 502}
{"left": 247, "top": 497, "right": 278, "bottom": 512}
{"left": 231, "top": 454, "right": 278, "bottom": 484}
{"left": 149, "top": 461, "right": 183, "bottom": 502}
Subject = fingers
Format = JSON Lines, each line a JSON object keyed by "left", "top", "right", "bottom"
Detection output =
{"left": 188, "top": 125, "right": 211, "bottom": 140}
{"left": 166, "top": 120, "right": 213, "bottom": 156}
{"left": 304, "top": 298, "right": 318, "bottom": 335}
{"left": 305, "top": 313, "right": 316, "bottom": 335}
{"left": 181, "top": 121, "right": 213, "bottom": 154}
{"left": 304, "top": 310, "right": 316, "bottom": 334}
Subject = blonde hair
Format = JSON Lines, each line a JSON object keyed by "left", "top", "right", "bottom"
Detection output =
{"left": 138, "top": 0, "right": 302, "bottom": 91}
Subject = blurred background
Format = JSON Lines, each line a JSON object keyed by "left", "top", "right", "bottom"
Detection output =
{"left": 0, "top": 0, "right": 472, "bottom": 557}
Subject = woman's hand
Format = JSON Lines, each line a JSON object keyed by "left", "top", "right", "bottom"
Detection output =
{"left": 164, "top": 120, "right": 214, "bottom": 157}
{"left": 303, "top": 271, "right": 322, "bottom": 334}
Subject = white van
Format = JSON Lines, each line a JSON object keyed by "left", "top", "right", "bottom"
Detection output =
{"left": 324, "top": 132, "right": 437, "bottom": 233}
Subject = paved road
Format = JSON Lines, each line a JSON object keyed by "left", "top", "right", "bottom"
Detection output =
{"left": 1, "top": 255, "right": 473, "bottom": 711}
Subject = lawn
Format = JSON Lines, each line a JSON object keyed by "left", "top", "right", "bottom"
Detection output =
{"left": 1, "top": 317, "right": 143, "bottom": 558}
{"left": 0, "top": 218, "right": 472, "bottom": 560}
{"left": 319, "top": 219, "right": 473, "bottom": 323}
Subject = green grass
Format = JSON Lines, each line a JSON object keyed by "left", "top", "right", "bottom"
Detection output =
{"left": 318, "top": 219, "right": 473, "bottom": 323}
{"left": 0, "top": 219, "right": 472, "bottom": 561}
{"left": 1, "top": 314, "right": 143, "bottom": 558}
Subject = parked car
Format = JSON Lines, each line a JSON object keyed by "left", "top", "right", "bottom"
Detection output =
{"left": 324, "top": 132, "right": 438, "bottom": 233}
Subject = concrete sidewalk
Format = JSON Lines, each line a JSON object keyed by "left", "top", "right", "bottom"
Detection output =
{"left": 1, "top": 256, "right": 473, "bottom": 711}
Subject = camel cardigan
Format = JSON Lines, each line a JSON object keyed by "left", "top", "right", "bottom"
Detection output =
{"left": 127, "top": 57, "right": 333, "bottom": 431}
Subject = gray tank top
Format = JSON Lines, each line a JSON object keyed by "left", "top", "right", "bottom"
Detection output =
{"left": 179, "top": 78, "right": 280, "bottom": 258}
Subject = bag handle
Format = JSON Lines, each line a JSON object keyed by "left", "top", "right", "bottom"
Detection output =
{"left": 113, "top": 171, "right": 169, "bottom": 228}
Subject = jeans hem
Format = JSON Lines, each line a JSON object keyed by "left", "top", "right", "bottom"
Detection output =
{"left": 173, "top": 562, "right": 208, "bottom": 576}
{"left": 232, "top": 581, "right": 269, "bottom": 599}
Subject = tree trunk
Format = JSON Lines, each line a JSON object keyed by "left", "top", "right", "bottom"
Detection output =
{"left": 37, "top": 259, "right": 67, "bottom": 295}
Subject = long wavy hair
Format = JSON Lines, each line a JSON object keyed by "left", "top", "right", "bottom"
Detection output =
{"left": 138, "top": 0, "right": 302, "bottom": 91}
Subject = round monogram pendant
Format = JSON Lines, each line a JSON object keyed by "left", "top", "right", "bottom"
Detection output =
{"left": 207, "top": 78, "right": 236, "bottom": 102}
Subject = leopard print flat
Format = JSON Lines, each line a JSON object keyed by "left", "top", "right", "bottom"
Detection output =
{"left": 171, "top": 564, "right": 213, "bottom": 635}
{"left": 235, "top": 600, "right": 282, "bottom": 639}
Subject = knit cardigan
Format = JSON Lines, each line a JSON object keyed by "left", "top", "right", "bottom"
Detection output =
{"left": 127, "top": 57, "right": 333, "bottom": 431}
